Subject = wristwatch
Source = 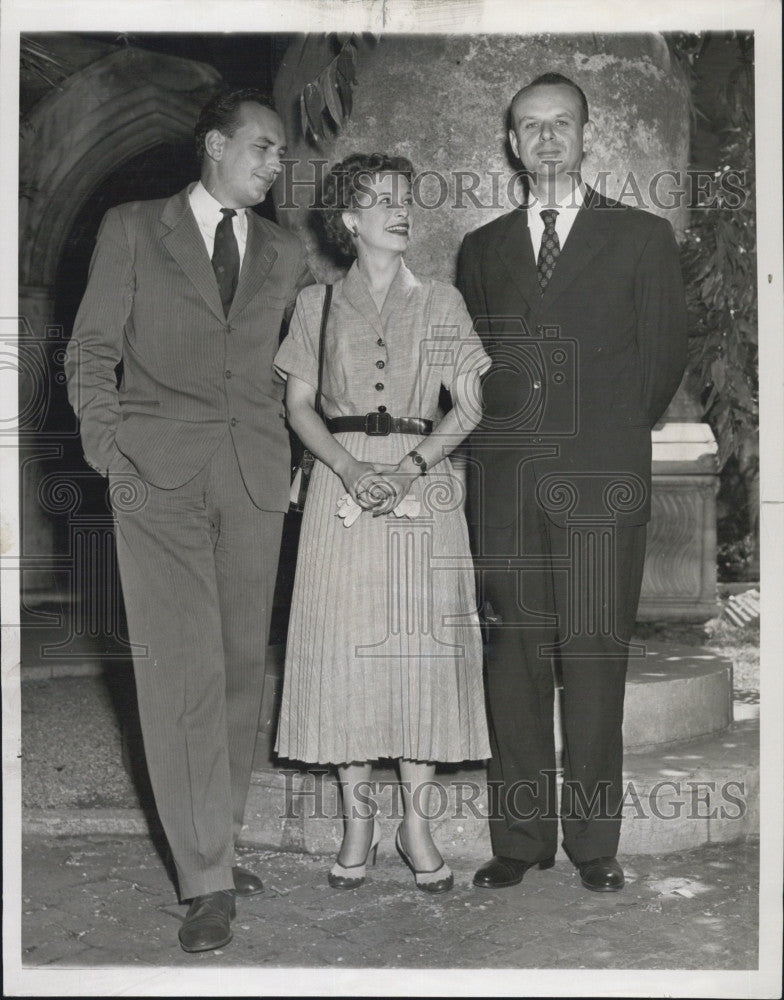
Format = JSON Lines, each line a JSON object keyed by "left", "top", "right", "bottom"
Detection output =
{"left": 407, "top": 450, "right": 428, "bottom": 475}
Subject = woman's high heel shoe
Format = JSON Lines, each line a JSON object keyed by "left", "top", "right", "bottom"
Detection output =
{"left": 395, "top": 825, "right": 454, "bottom": 894}
{"left": 328, "top": 815, "right": 382, "bottom": 889}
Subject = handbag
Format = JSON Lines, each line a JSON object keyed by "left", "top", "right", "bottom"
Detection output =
{"left": 289, "top": 284, "right": 332, "bottom": 513}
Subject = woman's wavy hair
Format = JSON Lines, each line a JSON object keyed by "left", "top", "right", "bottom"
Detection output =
{"left": 320, "top": 152, "right": 415, "bottom": 258}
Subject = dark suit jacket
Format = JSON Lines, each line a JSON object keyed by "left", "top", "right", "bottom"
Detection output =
{"left": 65, "top": 185, "right": 310, "bottom": 512}
{"left": 457, "top": 189, "right": 688, "bottom": 529}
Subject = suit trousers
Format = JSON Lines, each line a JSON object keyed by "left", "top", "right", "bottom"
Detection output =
{"left": 110, "top": 432, "right": 283, "bottom": 899}
{"left": 479, "top": 485, "right": 646, "bottom": 864}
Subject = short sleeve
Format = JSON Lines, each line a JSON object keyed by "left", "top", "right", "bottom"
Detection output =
{"left": 429, "top": 284, "right": 491, "bottom": 392}
{"left": 273, "top": 284, "right": 326, "bottom": 387}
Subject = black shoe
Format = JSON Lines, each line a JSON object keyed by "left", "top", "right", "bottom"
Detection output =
{"left": 232, "top": 866, "right": 264, "bottom": 897}
{"left": 473, "top": 854, "right": 555, "bottom": 889}
{"left": 328, "top": 815, "right": 382, "bottom": 890}
{"left": 395, "top": 826, "right": 453, "bottom": 894}
{"left": 178, "top": 890, "right": 236, "bottom": 952}
{"left": 577, "top": 857, "right": 625, "bottom": 892}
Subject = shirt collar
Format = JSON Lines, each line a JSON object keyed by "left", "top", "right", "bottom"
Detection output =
{"left": 189, "top": 180, "right": 247, "bottom": 228}
{"left": 527, "top": 180, "right": 586, "bottom": 215}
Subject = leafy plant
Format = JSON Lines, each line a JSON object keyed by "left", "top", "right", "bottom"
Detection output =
{"left": 299, "top": 35, "right": 359, "bottom": 146}
{"left": 20, "top": 36, "right": 72, "bottom": 88}
{"left": 678, "top": 33, "right": 757, "bottom": 470}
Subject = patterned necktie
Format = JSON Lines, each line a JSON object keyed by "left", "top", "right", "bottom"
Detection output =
{"left": 212, "top": 208, "right": 240, "bottom": 316}
{"left": 537, "top": 209, "right": 561, "bottom": 292}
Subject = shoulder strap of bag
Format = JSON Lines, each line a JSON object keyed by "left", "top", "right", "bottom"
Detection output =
{"left": 314, "top": 284, "right": 332, "bottom": 420}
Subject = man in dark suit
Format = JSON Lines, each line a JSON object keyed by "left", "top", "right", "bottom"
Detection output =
{"left": 457, "top": 72, "right": 687, "bottom": 892}
{"left": 65, "top": 89, "right": 310, "bottom": 951}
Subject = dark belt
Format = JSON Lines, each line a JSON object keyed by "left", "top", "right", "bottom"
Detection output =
{"left": 325, "top": 413, "right": 433, "bottom": 436}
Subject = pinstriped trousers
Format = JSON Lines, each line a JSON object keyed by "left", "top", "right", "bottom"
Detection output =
{"left": 110, "top": 433, "right": 283, "bottom": 900}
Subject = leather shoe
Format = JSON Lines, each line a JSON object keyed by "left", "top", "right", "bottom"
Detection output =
{"left": 473, "top": 854, "right": 555, "bottom": 889}
{"left": 577, "top": 856, "right": 625, "bottom": 892}
{"left": 232, "top": 866, "right": 264, "bottom": 897}
{"left": 178, "top": 890, "right": 236, "bottom": 953}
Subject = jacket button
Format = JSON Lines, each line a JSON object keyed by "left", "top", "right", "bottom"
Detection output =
{"left": 226, "top": 325, "right": 233, "bottom": 334}
{"left": 224, "top": 370, "right": 232, "bottom": 379}
{"left": 230, "top": 418, "right": 238, "bottom": 427}
{"left": 377, "top": 338, "right": 384, "bottom": 346}
{"left": 376, "top": 360, "right": 385, "bottom": 369}
{"left": 378, "top": 405, "right": 387, "bottom": 413}
{"left": 375, "top": 382, "right": 384, "bottom": 391}
{"left": 533, "top": 380, "right": 541, "bottom": 390}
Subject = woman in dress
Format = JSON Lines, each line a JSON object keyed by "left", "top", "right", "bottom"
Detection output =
{"left": 273, "top": 152, "right": 490, "bottom": 893}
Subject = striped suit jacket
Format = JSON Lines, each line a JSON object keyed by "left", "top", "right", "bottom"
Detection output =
{"left": 65, "top": 185, "right": 310, "bottom": 511}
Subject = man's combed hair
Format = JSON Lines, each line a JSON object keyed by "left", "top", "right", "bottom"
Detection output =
{"left": 320, "top": 152, "right": 415, "bottom": 258}
{"left": 511, "top": 72, "right": 590, "bottom": 125}
{"left": 194, "top": 88, "right": 275, "bottom": 162}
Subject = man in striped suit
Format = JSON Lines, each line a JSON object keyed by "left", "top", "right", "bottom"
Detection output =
{"left": 65, "top": 89, "right": 310, "bottom": 952}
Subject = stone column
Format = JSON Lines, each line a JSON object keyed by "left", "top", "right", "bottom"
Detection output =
{"left": 273, "top": 33, "right": 691, "bottom": 277}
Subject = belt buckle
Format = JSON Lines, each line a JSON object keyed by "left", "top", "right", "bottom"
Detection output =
{"left": 364, "top": 411, "right": 392, "bottom": 436}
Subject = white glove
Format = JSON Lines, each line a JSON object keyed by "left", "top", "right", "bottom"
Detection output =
{"left": 336, "top": 492, "right": 420, "bottom": 526}
{"left": 336, "top": 493, "right": 363, "bottom": 527}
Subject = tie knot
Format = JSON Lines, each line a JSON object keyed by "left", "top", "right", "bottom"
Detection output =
{"left": 540, "top": 209, "right": 558, "bottom": 229}
{"left": 220, "top": 208, "right": 237, "bottom": 220}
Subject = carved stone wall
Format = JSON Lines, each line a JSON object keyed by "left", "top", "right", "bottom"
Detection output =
{"left": 638, "top": 424, "right": 719, "bottom": 621}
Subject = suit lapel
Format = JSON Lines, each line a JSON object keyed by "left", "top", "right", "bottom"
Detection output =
{"left": 493, "top": 210, "right": 541, "bottom": 313}
{"left": 540, "top": 190, "right": 612, "bottom": 308}
{"left": 229, "top": 212, "right": 279, "bottom": 318}
{"left": 490, "top": 189, "right": 614, "bottom": 315}
{"left": 160, "top": 188, "right": 226, "bottom": 323}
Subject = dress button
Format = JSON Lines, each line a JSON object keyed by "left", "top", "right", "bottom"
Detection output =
{"left": 224, "top": 370, "right": 232, "bottom": 379}
{"left": 230, "top": 418, "right": 238, "bottom": 427}
{"left": 376, "top": 360, "right": 385, "bottom": 369}
{"left": 375, "top": 382, "right": 384, "bottom": 391}
{"left": 378, "top": 405, "right": 387, "bottom": 413}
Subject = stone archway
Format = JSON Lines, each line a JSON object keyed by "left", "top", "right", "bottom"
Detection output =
{"left": 19, "top": 46, "right": 222, "bottom": 598}
{"left": 20, "top": 46, "right": 221, "bottom": 291}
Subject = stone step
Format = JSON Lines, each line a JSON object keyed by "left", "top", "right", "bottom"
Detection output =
{"left": 241, "top": 715, "right": 757, "bottom": 860}
{"left": 22, "top": 714, "right": 758, "bottom": 860}
{"left": 614, "top": 639, "right": 731, "bottom": 751}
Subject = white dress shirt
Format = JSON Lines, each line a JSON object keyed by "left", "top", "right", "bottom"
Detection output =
{"left": 526, "top": 181, "right": 585, "bottom": 257}
{"left": 189, "top": 180, "right": 248, "bottom": 266}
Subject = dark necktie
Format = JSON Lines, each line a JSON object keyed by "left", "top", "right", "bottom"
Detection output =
{"left": 537, "top": 209, "right": 561, "bottom": 292}
{"left": 212, "top": 208, "right": 240, "bottom": 316}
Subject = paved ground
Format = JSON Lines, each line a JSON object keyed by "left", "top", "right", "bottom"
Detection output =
{"left": 17, "top": 833, "right": 759, "bottom": 971}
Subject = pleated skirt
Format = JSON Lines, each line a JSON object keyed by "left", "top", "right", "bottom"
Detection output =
{"left": 275, "top": 432, "right": 490, "bottom": 765}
